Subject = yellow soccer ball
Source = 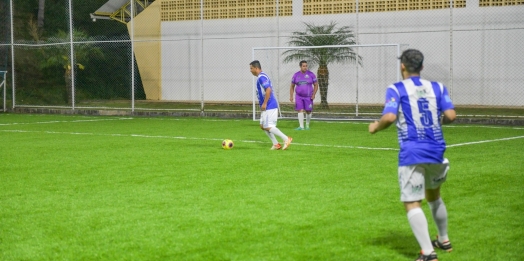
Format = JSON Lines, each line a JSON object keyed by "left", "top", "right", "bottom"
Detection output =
{"left": 222, "top": 139, "right": 234, "bottom": 150}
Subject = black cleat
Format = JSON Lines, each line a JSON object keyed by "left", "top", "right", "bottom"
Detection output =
{"left": 432, "top": 236, "right": 453, "bottom": 252}
{"left": 415, "top": 251, "right": 438, "bottom": 261}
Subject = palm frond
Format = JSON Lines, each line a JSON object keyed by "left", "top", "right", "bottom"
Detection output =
{"left": 282, "top": 21, "right": 363, "bottom": 67}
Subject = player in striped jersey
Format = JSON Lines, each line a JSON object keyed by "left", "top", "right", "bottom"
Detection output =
{"left": 250, "top": 60, "right": 292, "bottom": 150}
{"left": 368, "top": 49, "right": 456, "bottom": 261}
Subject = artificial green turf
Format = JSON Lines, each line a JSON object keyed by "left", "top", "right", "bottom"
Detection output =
{"left": 1, "top": 114, "right": 523, "bottom": 260}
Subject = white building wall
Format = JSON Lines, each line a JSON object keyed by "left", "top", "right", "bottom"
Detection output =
{"left": 161, "top": 3, "right": 524, "bottom": 106}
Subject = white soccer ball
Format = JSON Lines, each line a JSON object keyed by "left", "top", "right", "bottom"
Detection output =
{"left": 222, "top": 139, "right": 234, "bottom": 150}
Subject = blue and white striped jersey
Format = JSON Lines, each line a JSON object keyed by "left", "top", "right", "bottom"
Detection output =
{"left": 382, "top": 76, "right": 455, "bottom": 166}
{"left": 256, "top": 72, "right": 279, "bottom": 110}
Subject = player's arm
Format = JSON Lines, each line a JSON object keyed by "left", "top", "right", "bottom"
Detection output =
{"left": 262, "top": 87, "right": 271, "bottom": 111}
{"left": 441, "top": 109, "right": 456, "bottom": 125}
{"left": 440, "top": 86, "right": 456, "bottom": 125}
{"left": 369, "top": 86, "right": 398, "bottom": 134}
{"left": 289, "top": 83, "right": 295, "bottom": 102}
{"left": 312, "top": 82, "right": 318, "bottom": 100}
{"left": 369, "top": 113, "right": 396, "bottom": 134}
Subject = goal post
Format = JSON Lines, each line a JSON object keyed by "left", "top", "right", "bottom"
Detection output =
{"left": 0, "top": 71, "right": 6, "bottom": 112}
{"left": 252, "top": 44, "right": 402, "bottom": 121}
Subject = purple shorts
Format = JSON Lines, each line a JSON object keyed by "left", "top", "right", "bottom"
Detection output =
{"left": 295, "top": 95, "right": 313, "bottom": 111}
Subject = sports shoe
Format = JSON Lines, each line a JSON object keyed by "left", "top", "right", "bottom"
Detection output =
{"left": 282, "top": 137, "right": 292, "bottom": 150}
{"left": 270, "top": 143, "right": 282, "bottom": 150}
{"left": 414, "top": 251, "right": 438, "bottom": 261}
{"left": 432, "top": 237, "right": 453, "bottom": 252}
{"left": 295, "top": 127, "right": 304, "bottom": 130}
{"left": 305, "top": 126, "right": 310, "bottom": 130}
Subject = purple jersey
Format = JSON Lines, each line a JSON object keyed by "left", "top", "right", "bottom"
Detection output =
{"left": 291, "top": 70, "right": 317, "bottom": 97}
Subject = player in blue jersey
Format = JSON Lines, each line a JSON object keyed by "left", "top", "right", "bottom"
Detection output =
{"left": 250, "top": 60, "right": 292, "bottom": 150}
{"left": 290, "top": 60, "right": 319, "bottom": 130}
{"left": 368, "top": 49, "right": 456, "bottom": 261}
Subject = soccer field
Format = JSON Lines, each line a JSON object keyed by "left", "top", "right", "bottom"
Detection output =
{"left": 1, "top": 114, "right": 523, "bottom": 261}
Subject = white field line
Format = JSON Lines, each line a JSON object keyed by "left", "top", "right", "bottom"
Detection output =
{"left": 447, "top": 135, "right": 524, "bottom": 147}
{"left": 0, "top": 129, "right": 398, "bottom": 151}
{"left": 1, "top": 118, "right": 523, "bottom": 150}
{"left": 0, "top": 118, "right": 133, "bottom": 126}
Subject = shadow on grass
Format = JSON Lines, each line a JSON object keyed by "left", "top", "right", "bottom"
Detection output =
{"left": 369, "top": 231, "right": 419, "bottom": 259}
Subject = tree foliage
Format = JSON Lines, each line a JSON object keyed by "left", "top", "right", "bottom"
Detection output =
{"left": 4, "top": 0, "right": 144, "bottom": 104}
{"left": 282, "top": 22, "right": 362, "bottom": 108}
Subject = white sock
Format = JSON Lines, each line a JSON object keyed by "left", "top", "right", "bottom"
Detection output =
{"left": 264, "top": 130, "right": 278, "bottom": 145}
{"left": 269, "top": 127, "right": 288, "bottom": 142}
{"left": 407, "top": 208, "right": 434, "bottom": 255}
{"left": 298, "top": 112, "right": 304, "bottom": 128}
{"left": 428, "top": 198, "right": 449, "bottom": 242}
{"left": 306, "top": 113, "right": 312, "bottom": 127}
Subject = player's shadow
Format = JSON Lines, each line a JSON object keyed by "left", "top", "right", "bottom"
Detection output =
{"left": 369, "top": 231, "right": 418, "bottom": 259}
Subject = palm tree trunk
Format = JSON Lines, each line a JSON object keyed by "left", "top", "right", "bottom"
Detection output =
{"left": 64, "top": 68, "right": 72, "bottom": 105}
{"left": 317, "top": 65, "right": 329, "bottom": 109}
{"left": 37, "top": 0, "right": 45, "bottom": 28}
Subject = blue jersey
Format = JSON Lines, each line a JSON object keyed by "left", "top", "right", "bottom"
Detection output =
{"left": 382, "top": 76, "right": 455, "bottom": 166}
{"left": 256, "top": 72, "right": 279, "bottom": 110}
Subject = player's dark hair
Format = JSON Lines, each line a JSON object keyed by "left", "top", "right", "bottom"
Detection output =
{"left": 399, "top": 49, "right": 424, "bottom": 74}
{"left": 250, "top": 60, "right": 261, "bottom": 69}
{"left": 299, "top": 60, "right": 307, "bottom": 66}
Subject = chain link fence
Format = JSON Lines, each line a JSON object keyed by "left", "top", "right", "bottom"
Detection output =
{"left": 0, "top": 0, "right": 522, "bottom": 119}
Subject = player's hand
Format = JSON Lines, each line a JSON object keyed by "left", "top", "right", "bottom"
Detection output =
{"left": 289, "top": 97, "right": 293, "bottom": 102}
{"left": 368, "top": 121, "right": 379, "bottom": 134}
{"left": 311, "top": 94, "right": 316, "bottom": 100}
{"left": 261, "top": 103, "right": 267, "bottom": 111}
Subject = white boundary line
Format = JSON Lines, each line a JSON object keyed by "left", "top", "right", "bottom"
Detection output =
{"left": 0, "top": 118, "right": 132, "bottom": 126}
{"left": 0, "top": 129, "right": 398, "bottom": 151}
{"left": 447, "top": 135, "right": 524, "bottom": 147}
{"left": 1, "top": 118, "right": 523, "bottom": 150}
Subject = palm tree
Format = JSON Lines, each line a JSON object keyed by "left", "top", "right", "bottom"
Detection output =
{"left": 282, "top": 22, "right": 362, "bottom": 109}
{"left": 37, "top": 0, "right": 45, "bottom": 28}
{"left": 40, "top": 30, "right": 103, "bottom": 105}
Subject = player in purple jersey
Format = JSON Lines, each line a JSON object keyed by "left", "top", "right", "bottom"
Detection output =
{"left": 368, "top": 49, "right": 456, "bottom": 261}
{"left": 289, "top": 61, "right": 318, "bottom": 130}
{"left": 250, "top": 60, "right": 292, "bottom": 150}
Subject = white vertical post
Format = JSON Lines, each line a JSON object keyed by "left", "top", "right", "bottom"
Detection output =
{"left": 276, "top": 0, "right": 281, "bottom": 118}
{"left": 200, "top": 0, "right": 204, "bottom": 115}
{"left": 10, "top": 0, "right": 15, "bottom": 109}
{"left": 449, "top": 0, "right": 454, "bottom": 98}
{"left": 68, "top": 0, "right": 75, "bottom": 109}
{"left": 130, "top": 0, "right": 135, "bottom": 112}
{"left": 252, "top": 48, "right": 256, "bottom": 121}
{"left": 355, "top": 0, "right": 359, "bottom": 117}
{"left": 1, "top": 71, "right": 6, "bottom": 112}
{"left": 397, "top": 44, "right": 401, "bottom": 82}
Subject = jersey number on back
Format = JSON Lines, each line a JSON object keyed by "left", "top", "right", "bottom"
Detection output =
{"left": 417, "top": 98, "right": 433, "bottom": 127}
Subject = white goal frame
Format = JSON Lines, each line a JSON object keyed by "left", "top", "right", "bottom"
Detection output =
{"left": 0, "top": 71, "right": 6, "bottom": 112}
{"left": 251, "top": 44, "right": 402, "bottom": 121}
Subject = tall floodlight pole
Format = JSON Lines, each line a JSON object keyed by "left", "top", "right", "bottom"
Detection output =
{"left": 68, "top": 0, "right": 75, "bottom": 109}
{"left": 130, "top": 0, "right": 135, "bottom": 112}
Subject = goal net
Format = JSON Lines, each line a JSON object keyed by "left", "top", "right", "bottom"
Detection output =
{"left": 252, "top": 44, "right": 402, "bottom": 120}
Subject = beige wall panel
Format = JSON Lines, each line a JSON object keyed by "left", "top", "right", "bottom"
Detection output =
{"left": 127, "top": 0, "right": 162, "bottom": 100}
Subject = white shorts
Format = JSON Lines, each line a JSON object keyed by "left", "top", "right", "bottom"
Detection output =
{"left": 260, "top": 108, "right": 278, "bottom": 128}
{"left": 398, "top": 158, "right": 450, "bottom": 202}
